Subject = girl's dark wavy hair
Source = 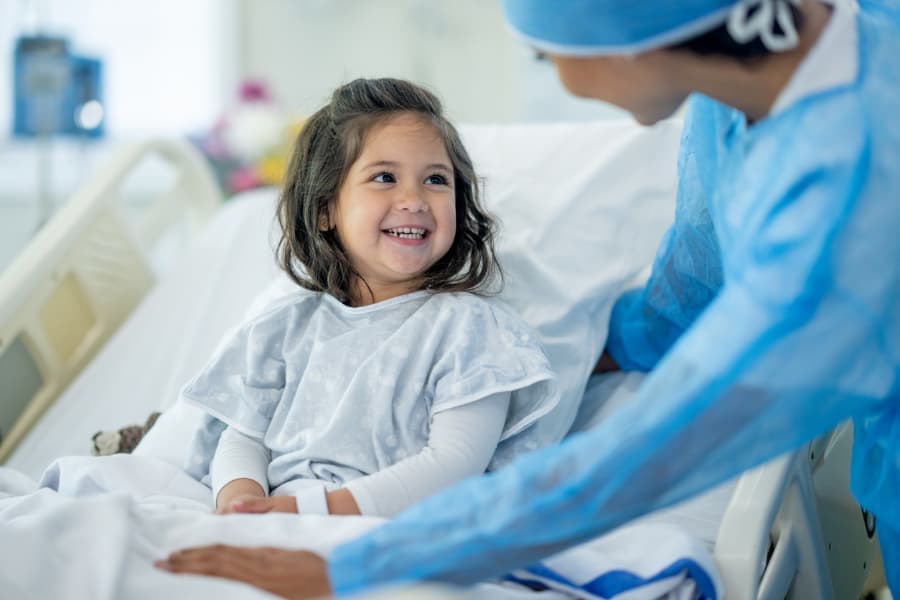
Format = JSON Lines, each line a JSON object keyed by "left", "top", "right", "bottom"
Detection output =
{"left": 276, "top": 77, "right": 501, "bottom": 305}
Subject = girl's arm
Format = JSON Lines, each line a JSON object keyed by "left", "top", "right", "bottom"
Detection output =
{"left": 335, "top": 392, "right": 511, "bottom": 517}
{"left": 212, "top": 427, "right": 270, "bottom": 513}
{"left": 227, "top": 393, "right": 511, "bottom": 517}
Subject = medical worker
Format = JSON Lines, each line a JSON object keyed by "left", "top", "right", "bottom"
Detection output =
{"left": 159, "top": 1, "right": 900, "bottom": 597}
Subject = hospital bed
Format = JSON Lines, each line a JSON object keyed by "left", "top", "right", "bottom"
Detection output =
{"left": 0, "top": 121, "right": 885, "bottom": 599}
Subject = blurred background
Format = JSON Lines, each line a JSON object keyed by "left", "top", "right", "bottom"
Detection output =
{"left": 0, "top": 0, "right": 629, "bottom": 272}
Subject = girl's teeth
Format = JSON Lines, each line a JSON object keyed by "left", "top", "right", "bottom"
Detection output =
{"left": 386, "top": 227, "right": 426, "bottom": 239}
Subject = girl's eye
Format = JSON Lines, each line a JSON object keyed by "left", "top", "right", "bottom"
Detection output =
{"left": 426, "top": 173, "right": 449, "bottom": 185}
{"left": 373, "top": 172, "right": 395, "bottom": 183}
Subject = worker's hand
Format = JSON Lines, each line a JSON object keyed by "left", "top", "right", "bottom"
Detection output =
{"left": 156, "top": 546, "right": 331, "bottom": 599}
{"left": 229, "top": 496, "right": 298, "bottom": 514}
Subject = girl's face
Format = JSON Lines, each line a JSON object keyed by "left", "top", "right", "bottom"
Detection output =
{"left": 550, "top": 51, "right": 690, "bottom": 125}
{"left": 329, "top": 113, "right": 457, "bottom": 305}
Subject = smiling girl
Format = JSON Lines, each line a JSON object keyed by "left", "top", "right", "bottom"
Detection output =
{"left": 179, "top": 78, "right": 560, "bottom": 519}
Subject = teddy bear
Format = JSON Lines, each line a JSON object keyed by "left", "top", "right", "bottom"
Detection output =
{"left": 91, "top": 411, "right": 161, "bottom": 456}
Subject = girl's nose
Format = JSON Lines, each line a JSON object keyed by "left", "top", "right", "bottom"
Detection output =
{"left": 396, "top": 186, "right": 428, "bottom": 212}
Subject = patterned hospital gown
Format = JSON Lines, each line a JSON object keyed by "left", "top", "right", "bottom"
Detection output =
{"left": 182, "top": 289, "right": 559, "bottom": 491}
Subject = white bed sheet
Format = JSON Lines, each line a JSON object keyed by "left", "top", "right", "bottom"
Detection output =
{"left": 1, "top": 451, "right": 723, "bottom": 600}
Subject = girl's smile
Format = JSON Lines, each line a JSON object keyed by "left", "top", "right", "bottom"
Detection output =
{"left": 382, "top": 225, "right": 431, "bottom": 244}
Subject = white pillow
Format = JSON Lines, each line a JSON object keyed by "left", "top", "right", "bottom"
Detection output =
{"left": 138, "top": 119, "right": 680, "bottom": 466}
{"left": 461, "top": 121, "right": 679, "bottom": 440}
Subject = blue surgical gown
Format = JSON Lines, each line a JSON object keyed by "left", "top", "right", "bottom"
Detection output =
{"left": 860, "top": 0, "right": 900, "bottom": 25}
{"left": 605, "top": 93, "right": 735, "bottom": 371}
{"left": 328, "top": 10, "right": 900, "bottom": 595}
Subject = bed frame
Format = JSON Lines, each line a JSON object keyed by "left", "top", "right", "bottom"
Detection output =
{"left": 0, "top": 136, "right": 886, "bottom": 599}
{"left": 0, "top": 139, "right": 220, "bottom": 462}
{"left": 715, "top": 423, "right": 884, "bottom": 599}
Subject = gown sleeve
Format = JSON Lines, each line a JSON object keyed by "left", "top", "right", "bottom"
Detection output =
{"left": 327, "top": 124, "right": 899, "bottom": 594}
{"left": 181, "top": 306, "right": 288, "bottom": 481}
{"left": 605, "top": 95, "right": 737, "bottom": 371}
{"left": 180, "top": 303, "right": 289, "bottom": 436}
{"left": 427, "top": 296, "right": 560, "bottom": 469}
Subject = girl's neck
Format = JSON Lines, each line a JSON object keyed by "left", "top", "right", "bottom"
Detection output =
{"left": 349, "top": 277, "right": 424, "bottom": 307}
{"left": 680, "top": 0, "right": 832, "bottom": 122}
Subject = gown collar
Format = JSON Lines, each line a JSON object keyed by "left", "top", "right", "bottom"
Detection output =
{"left": 769, "top": 1, "right": 858, "bottom": 116}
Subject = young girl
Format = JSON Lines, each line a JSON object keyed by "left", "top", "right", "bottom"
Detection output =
{"left": 181, "top": 78, "right": 559, "bottom": 518}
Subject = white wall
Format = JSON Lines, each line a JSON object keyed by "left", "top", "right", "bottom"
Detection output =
{"left": 1, "top": 0, "right": 628, "bottom": 138}
{"left": 237, "top": 0, "right": 626, "bottom": 123}
{"left": 1, "top": 0, "right": 239, "bottom": 137}
{"left": 0, "top": 0, "right": 629, "bottom": 273}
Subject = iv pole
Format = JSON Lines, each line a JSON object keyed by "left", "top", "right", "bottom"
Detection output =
{"left": 18, "top": 0, "right": 59, "bottom": 229}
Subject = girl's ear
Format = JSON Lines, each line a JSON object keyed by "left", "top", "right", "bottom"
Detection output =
{"left": 318, "top": 210, "right": 332, "bottom": 231}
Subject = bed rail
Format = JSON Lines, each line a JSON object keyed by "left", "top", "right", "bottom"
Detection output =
{"left": 0, "top": 139, "right": 220, "bottom": 462}
{"left": 715, "top": 422, "right": 883, "bottom": 599}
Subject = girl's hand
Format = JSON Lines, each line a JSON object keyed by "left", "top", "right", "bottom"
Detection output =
{"left": 215, "top": 478, "right": 266, "bottom": 514}
{"left": 230, "top": 496, "right": 298, "bottom": 514}
{"left": 233, "top": 489, "right": 361, "bottom": 515}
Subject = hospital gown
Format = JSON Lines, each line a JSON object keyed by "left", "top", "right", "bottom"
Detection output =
{"left": 328, "top": 8, "right": 900, "bottom": 595}
{"left": 182, "top": 290, "right": 559, "bottom": 493}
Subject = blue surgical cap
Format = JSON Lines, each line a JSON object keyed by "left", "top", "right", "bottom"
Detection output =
{"left": 501, "top": 0, "right": 739, "bottom": 56}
